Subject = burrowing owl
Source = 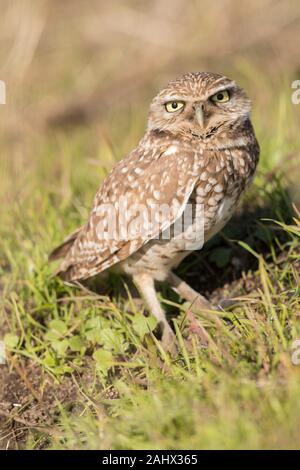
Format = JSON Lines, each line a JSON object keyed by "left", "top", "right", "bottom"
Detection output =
{"left": 50, "top": 72, "right": 259, "bottom": 349}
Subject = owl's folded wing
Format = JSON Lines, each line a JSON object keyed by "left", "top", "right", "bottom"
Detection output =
{"left": 53, "top": 144, "right": 202, "bottom": 281}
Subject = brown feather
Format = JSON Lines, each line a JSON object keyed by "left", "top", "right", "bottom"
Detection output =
{"left": 49, "top": 227, "right": 82, "bottom": 261}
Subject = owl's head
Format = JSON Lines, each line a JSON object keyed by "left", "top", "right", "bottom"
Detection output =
{"left": 147, "top": 72, "right": 251, "bottom": 139}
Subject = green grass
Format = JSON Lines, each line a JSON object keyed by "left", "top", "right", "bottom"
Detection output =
{"left": 1, "top": 77, "right": 300, "bottom": 449}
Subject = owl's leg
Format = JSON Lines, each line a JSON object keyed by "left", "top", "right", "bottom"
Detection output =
{"left": 133, "top": 273, "right": 176, "bottom": 352}
{"left": 167, "top": 271, "right": 211, "bottom": 345}
{"left": 167, "top": 271, "right": 212, "bottom": 310}
{"left": 168, "top": 273, "right": 237, "bottom": 311}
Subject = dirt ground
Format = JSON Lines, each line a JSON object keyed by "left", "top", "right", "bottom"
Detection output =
{"left": 0, "top": 359, "right": 78, "bottom": 449}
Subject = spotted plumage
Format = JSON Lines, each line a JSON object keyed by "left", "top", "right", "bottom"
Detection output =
{"left": 50, "top": 72, "right": 259, "bottom": 350}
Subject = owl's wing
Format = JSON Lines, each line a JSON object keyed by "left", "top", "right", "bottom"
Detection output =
{"left": 55, "top": 142, "right": 201, "bottom": 281}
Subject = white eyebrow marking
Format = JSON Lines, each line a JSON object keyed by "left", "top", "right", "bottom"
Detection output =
{"left": 210, "top": 76, "right": 227, "bottom": 86}
{"left": 160, "top": 95, "right": 186, "bottom": 103}
{"left": 208, "top": 83, "right": 236, "bottom": 98}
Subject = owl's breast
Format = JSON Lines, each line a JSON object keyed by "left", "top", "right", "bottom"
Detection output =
{"left": 193, "top": 145, "right": 257, "bottom": 241}
{"left": 204, "top": 193, "right": 238, "bottom": 241}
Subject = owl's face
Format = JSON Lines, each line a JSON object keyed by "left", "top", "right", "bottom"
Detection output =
{"left": 148, "top": 72, "right": 251, "bottom": 139}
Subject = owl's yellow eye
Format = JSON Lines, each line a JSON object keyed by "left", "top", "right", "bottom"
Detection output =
{"left": 165, "top": 101, "right": 185, "bottom": 113}
{"left": 211, "top": 90, "right": 230, "bottom": 103}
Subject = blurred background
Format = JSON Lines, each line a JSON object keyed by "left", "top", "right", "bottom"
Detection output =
{"left": 0, "top": 0, "right": 300, "bottom": 223}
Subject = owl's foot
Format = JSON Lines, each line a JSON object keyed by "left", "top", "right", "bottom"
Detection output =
{"left": 216, "top": 298, "right": 240, "bottom": 310}
{"left": 167, "top": 271, "right": 212, "bottom": 310}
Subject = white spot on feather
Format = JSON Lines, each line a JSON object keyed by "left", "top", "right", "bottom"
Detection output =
{"left": 164, "top": 145, "right": 178, "bottom": 156}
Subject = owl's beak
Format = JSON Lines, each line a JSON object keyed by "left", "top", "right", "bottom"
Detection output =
{"left": 195, "top": 104, "right": 204, "bottom": 128}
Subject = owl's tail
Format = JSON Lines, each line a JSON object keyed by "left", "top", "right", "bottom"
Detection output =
{"left": 49, "top": 226, "right": 82, "bottom": 262}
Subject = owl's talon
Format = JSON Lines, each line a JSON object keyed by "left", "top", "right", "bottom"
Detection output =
{"left": 216, "top": 298, "right": 239, "bottom": 311}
